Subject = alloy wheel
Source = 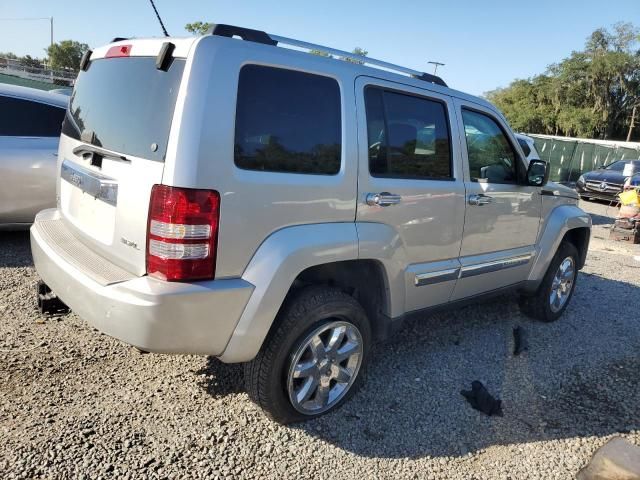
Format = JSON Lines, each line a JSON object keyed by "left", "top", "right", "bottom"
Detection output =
{"left": 287, "top": 320, "right": 363, "bottom": 415}
{"left": 549, "top": 256, "right": 575, "bottom": 313}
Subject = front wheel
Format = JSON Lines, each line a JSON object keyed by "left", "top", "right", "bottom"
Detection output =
{"left": 244, "top": 286, "right": 371, "bottom": 424}
{"left": 519, "top": 241, "right": 579, "bottom": 322}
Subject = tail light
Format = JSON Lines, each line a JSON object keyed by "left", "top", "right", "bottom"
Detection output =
{"left": 146, "top": 185, "right": 220, "bottom": 282}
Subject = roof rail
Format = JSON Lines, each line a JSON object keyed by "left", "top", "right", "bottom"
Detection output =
{"left": 206, "top": 24, "right": 276, "bottom": 46}
{"left": 206, "top": 23, "right": 447, "bottom": 87}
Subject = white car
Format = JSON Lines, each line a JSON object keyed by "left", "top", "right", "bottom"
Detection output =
{"left": 0, "top": 84, "right": 68, "bottom": 229}
{"left": 515, "top": 133, "right": 541, "bottom": 161}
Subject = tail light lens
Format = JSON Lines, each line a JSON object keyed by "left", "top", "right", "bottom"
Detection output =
{"left": 146, "top": 185, "right": 220, "bottom": 282}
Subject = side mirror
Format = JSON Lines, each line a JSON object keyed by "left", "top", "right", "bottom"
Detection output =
{"left": 526, "top": 159, "right": 549, "bottom": 187}
{"left": 597, "top": 165, "right": 606, "bottom": 169}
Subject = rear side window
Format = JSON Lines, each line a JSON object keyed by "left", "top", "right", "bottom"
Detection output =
{"left": 364, "top": 87, "right": 452, "bottom": 179}
{"left": 234, "top": 65, "right": 341, "bottom": 175}
{"left": 62, "top": 57, "right": 185, "bottom": 161}
{"left": 0, "top": 96, "right": 65, "bottom": 137}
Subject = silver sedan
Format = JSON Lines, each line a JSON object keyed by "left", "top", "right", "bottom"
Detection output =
{"left": 0, "top": 84, "right": 68, "bottom": 229}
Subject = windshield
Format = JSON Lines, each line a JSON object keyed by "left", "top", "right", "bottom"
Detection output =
{"left": 605, "top": 161, "right": 626, "bottom": 171}
{"left": 62, "top": 57, "right": 185, "bottom": 162}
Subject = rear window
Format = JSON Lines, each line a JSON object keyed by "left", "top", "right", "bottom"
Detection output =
{"left": 0, "top": 96, "right": 65, "bottom": 137}
{"left": 62, "top": 57, "right": 185, "bottom": 161}
{"left": 234, "top": 65, "right": 341, "bottom": 175}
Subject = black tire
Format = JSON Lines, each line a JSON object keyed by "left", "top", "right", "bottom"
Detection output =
{"left": 519, "top": 241, "right": 579, "bottom": 322}
{"left": 244, "top": 286, "right": 371, "bottom": 424}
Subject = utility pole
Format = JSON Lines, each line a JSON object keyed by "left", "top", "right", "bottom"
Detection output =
{"left": 627, "top": 103, "right": 637, "bottom": 142}
{"left": 50, "top": 17, "right": 54, "bottom": 48}
{"left": 428, "top": 61, "right": 445, "bottom": 75}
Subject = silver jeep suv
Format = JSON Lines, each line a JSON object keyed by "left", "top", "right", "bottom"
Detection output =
{"left": 31, "top": 25, "right": 591, "bottom": 423}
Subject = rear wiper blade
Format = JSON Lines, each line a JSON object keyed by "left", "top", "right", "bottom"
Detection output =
{"left": 72, "top": 144, "right": 131, "bottom": 163}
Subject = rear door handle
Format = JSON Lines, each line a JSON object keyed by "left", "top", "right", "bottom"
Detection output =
{"left": 366, "top": 192, "right": 402, "bottom": 207}
{"left": 468, "top": 194, "right": 493, "bottom": 206}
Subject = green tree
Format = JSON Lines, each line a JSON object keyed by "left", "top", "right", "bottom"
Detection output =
{"left": 45, "top": 40, "right": 90, "bottom": 71}
{"left": 185, "top": 22, "right": 213, "bottom": 35}
{"left": 310, "top": 49, "right": 333, "bottom": 58}
{"left": 487, "top": 22, "right": 640, "bottom": 141}
{"left": 20, "top": 55, "right": 43, "bottom": 69}
{"left": 0, "top": 52, "right": 18, "bottom": 59}
{"left": 341, "top": 47, "right": 368, "bottom": 64}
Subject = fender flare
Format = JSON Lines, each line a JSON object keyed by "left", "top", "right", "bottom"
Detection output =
{"left": 218, "top": 223, "right": 359, "bottom": 363}
{"left": 527, "top": 204, "right": 592, "bottom": 287}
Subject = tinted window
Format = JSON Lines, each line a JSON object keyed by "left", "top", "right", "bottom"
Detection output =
{"left": 365, "top": 87, "right": 452, "bottom": 179}
{"left": 234, "top": 65, "right": 341, "bottom": 175}
{"left": 62, "top": 57, "right": 185, "bottom": 161}
{"left": 517, "top": 138, "right": 531, "bottom": 157}
{"left": 0, "top": 96, "right": 65, "bottom": 137}
{"left": 462, "top": 109, "right": 518, "bottom": 183}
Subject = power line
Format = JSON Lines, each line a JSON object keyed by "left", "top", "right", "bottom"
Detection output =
{"left": 147, "top": 0, "right": 169, "bottom": 37}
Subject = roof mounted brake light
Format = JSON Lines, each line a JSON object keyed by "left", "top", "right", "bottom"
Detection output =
{"left": 105, "top": 44, "right": 132, "bottom": 58}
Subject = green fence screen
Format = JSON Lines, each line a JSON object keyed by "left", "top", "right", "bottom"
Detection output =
{"left": 530, "top": 135, "right": 640, "bottom": 183}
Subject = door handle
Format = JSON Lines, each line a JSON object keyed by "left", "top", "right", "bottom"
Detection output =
{"left": 468, "top": 194, "right": 494, "bottom": 206}
{"left": 366, "top": 192, "right": 402, "bottom": 207}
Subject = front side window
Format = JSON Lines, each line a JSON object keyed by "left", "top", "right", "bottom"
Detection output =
{"left": 0, "top": 96, "right": 65, "bottom": 137}
{"left": 365, "top": 87, "right": 452, "bottom": 179}
{"left": 462, "top": 109, "right": 518, "bottom": 183}
{"left": 234, "top": 65, "right": 341, "bottom": 175}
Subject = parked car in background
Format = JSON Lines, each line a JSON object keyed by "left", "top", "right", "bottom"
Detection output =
{"left": 0, "top": 84, "right": 67, "bottom": 229}
{"left": 31, "top": 25, "right": 590, "bottom": 423}
{"left": 515, "top": 133, "right": 541, "bottom": 161}
{"left": 576, "top": 159, "right": 640, "bottom": 202}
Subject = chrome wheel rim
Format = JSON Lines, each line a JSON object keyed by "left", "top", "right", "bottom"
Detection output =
{"left": 287, "top": 320, "right": 363, "bottom": 415}
{"left": 549, "top": 256, "right": 575, "bottom": 313}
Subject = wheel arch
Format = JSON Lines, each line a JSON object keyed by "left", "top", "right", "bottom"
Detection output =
{"left": 218, "top": 223, "right": 396, "bottom": 363}
{"left": 526, "top": 204, "right": 592, "bottom": 289}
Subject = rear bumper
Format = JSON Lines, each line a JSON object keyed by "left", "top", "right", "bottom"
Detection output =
{"left": 31, "top": 209, "right": 254, "bottom": 355}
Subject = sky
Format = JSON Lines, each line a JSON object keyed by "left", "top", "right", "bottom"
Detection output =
{"left": 1, "top": 0, "right": 639, "bottom": 95}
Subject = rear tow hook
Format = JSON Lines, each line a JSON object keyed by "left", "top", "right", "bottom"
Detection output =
{"left": 37, "top": 280, "right": 70, "bottom": 316}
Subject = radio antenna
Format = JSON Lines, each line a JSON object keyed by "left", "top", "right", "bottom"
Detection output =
{"left": 148, "top": 0, "right": 169, "bottom": 37}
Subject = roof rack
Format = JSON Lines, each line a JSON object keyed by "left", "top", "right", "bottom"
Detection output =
{"left": 206, "top": 24, "right": 447, "bottom": 87}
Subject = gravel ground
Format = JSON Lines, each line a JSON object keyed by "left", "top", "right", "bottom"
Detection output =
{"left": 1, "top": 200, "right": 639, "bottom": 479}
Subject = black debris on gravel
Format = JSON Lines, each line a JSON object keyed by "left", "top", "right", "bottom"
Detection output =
{"left": 513, "top": 325, "right": 528, "bottom": 356}
{"left": 461, "top": 381, "right": 503, "bottom": 417}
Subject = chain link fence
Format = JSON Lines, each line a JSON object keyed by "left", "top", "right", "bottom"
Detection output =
{"left": 0, "top": 57, "right": 77, "bottom": 87}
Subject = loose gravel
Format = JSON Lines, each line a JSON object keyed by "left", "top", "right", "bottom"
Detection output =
{"left": 1, "top": 200, "right": 639, "bottom": 479}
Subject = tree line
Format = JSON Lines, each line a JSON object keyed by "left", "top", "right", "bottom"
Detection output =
{"left": 1, "top": 40, "right": 90, "bottom": 72}
{"left": 486, "top": 22, "right": 640, "bottom": 142}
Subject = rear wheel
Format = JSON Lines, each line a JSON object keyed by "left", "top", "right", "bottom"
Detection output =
{"left": 244, "top": 286, "right": 371, "bottom": 424}
{"left": 519, "top": 241, "right": 579, "bottom": 322}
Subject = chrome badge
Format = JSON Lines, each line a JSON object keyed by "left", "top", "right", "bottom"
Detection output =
{"left": 120, "top": 237, "right": 140, "bottom": 250}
